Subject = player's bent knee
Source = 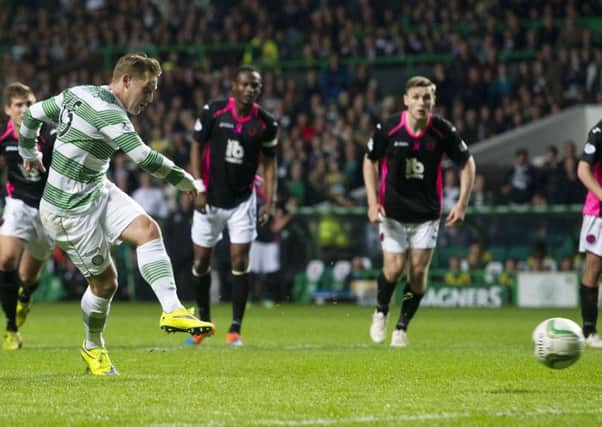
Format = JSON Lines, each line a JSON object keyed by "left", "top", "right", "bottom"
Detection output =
{"left": 0, "top": 254, "right": 19, "bottom": 271}
{"left": 141, "top": 217, "right": 161, "bottom": 241}
{"left": 231, "top": 258, "right": 249, "bottom": 274}
{"left": 192, "top": 262, "right": 211, "bottom": 277}
{"left": 383, "top": 268, "right": 403, "bottom": 283}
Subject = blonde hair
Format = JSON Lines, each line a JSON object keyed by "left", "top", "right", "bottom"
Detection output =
{"left": 111, "top": 53, "right": 162, "bottom": 83}
{"left": 405, "top": 75, "right": 436, "bottom": 94}
{"left": 3, "top": 82, "right": 33, "bottom": 107}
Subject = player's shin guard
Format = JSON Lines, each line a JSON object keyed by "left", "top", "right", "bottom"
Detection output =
{"left": 81, "top": 287, "right": 113, "bottom": 349}
{"left": 192, "top": 265, "right": 212, "bottom": 322}
{"left": 230, "top": 270, "right": 250, "bottom": 334}
{"left": 376, "top": 272, "right": 397, "bottom": 315}
{"left": 137, "top": 239, "right": 182, "bottom": 313}
{"left": 396, "top": 286, "right": 424, "bottom": 331}
{"left": 0, "top": 270, "right": 19, "bottom": 332}
{"left": 580, "top": 284, "right": 599, "bottom": 337}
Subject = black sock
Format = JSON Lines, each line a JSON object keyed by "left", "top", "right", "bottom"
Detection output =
{"left": 230, "top": 272, "right": 250, "bottom": 333}
{"left": 19, "top": 282, "right": 39, "bottom": 302}
{"left": 192, "top": 271, "right": 212, "bottom": 322}
{"left": 580, "top": 284, "right": 599, "bottom": 337}
{"left": 0, "top": 270, "right": 19, "bottom": 332}
{"left": 376, "top": 272, "right": 397, "bottom": 315}
{"left": 396, "top": 286, "right": 424, "bottom": 331}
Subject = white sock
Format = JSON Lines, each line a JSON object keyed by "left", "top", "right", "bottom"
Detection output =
{"left": 136, "top": 238, "right": 183, "bottom": 313}
{"left": 81, "top": 287, "right": 112, "bottom": 349}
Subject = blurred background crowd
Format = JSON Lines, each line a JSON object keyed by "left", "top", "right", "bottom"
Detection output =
{"left": 1, "top": 0, "right": 602, "bottom": 301}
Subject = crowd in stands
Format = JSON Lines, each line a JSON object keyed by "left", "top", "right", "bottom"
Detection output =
{"left": 2, "top": 0, "right": 602, "bottom": 211}
{"left": 1, "top": 1, "right": 601, "bottom": 300}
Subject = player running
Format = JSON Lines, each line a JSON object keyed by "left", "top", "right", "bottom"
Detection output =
{"left": 0, "top": 82, "right": 55, "bottom": 350}
{"left": 364, "top": 76, "right": 476, "bottom": 347}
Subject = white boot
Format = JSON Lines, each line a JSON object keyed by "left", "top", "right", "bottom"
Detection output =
{"left": 369, "top": 311, "right": 388, "bottom": 343}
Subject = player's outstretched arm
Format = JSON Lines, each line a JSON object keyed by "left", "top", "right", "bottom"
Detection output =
{"left": 18, "top": 94, "right": 63, "bottom": 172}
{"left": 128, "top": 141, "right": 200, "bottom": 193}
{"left": 446, "top": 156, "right": 476, "bottom": 228}
{"left": 99, "top": 113, "right": 201, "bottom": 194}
{"left": 363, "top": 155, "right": 385, "bottom": 223}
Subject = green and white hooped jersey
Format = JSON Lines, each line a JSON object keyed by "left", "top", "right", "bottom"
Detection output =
{"left": 19, "top": 85, "right": 194, "bottom": 214}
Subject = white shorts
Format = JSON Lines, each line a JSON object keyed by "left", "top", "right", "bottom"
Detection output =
{"left": 191, "top": 192, "right": 257, "bottom": 247}
{"left": 579, "top": 215, "right": 602, "bottom": 256}
{"left": 379, "top": 218, "right": 440, "bottom": 253}
{"left": 40, "top": 181, "right": 145, "bottom": 277}
{"left": 249, "top": 241, "right": 280, "bottom": 273}
{"left": 0, "top": 197, "right": 54, "bottom": 260}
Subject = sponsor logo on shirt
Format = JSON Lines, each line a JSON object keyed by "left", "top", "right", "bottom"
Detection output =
{"left": 219, "top": 122, "right": 234, "bottom": 129}
{"left": 393, "top": 141, "right": 409, "bottom": 147}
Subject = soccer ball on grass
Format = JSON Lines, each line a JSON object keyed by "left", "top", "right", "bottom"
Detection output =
{"left": 532, "top": 317, "right": 585, "bottom": 369}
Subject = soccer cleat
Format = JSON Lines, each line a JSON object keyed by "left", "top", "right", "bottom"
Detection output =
{"left": 369, "top": 311, "right": 388, "bottom": 343}
{"left": 585, "top": 333, "right": 602, "bottom": 348}
{"left": 183, "top": 335, "right": 204, "bottom": 346}
{"left": 16, "top": 288, "right": 32, "bottom": 328}
{"left": 160, "top": 307, "right": 215, "bottom": 336}
{"left": 226, "top": 332, "right": 243, "bottom": 347}
{"left": 2, "top": 331, "right": 22, "bottom": 351}
{"left": 80, "top": 342, "right": 118, "bottom": 376}
{"left": 390, "top": 329, "right": 409, "bottom": 348}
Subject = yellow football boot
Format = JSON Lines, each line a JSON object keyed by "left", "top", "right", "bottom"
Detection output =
{"left": 16, "top": 288, "right": 32, "bottom": 328}
{"left": 80, "top": 342, "right": 118, "bottom": 376}
{"left": 160, "top": 307, "right": 215, "bottom": 336}
{"left": 2, "top": 331, "right": 22, "bottom": 351}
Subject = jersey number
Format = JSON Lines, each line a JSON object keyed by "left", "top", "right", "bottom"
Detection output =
{"left": 225, "top": 139, "right": 244, "bottom": 164}
{"left": 405, "top": 158, "right": 424, "bottom": 179}
{"left": 57, "top": 101, "right": 82, "bottom": 137}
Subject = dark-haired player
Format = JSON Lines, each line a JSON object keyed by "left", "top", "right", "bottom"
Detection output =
{"left": 364, "top": 76, "right": 476, "bottom": 347}
{"left": 0, "top": 82, "right": 55, "bottom": 350}
{"left": 187, "top": 66, "right": 278, "bottom": 347}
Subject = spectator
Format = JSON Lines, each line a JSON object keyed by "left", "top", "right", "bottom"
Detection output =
{"left": 461, "top": 242, "right": 493, "bottom": 272}
{"left": 444, "top": 256, "right": 472, "bottom": 286}
{"left": 442, "top": 169, "right": 460, "bottom": 212}
{"left": 132, "top": 173, "right": 169, "bottom": 222}
{"left": 538, "top": 145, "right": 567, "bottom": 204}
{"left": 497, "top": 256, "right": 518, "bottom": 286}
{"left": 501, "top": 148, "right": 537, "bottom": 205}
{"left": 470, "top": 173, "right": 494, "bottom": 207}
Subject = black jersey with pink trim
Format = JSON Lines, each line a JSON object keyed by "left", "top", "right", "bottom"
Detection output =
{"left": 192, "top": 97, "right": 278, "bottom": 209}
{"left": 580, "top": 120, "right": 602, "bottom": 216}
{"left": 366, "top": 111, "right": 470, "bottom": 222}
{"left": 0, "top": 119, "right": 55, "bottom": 208}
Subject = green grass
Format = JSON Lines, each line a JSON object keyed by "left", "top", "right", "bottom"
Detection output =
{"left": 1, "top": 303, "right": 601, "bottom": 426}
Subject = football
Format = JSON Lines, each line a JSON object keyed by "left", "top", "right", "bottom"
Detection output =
{"left": 532, "top": 317, "right": 585, "bottom": 369}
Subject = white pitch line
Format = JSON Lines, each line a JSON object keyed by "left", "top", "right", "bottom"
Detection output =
{"left": 147, "top": 408, "right": 602, "bottom": 427}
{"left": 253, "top": 407, "right": 602, "bottom": 426}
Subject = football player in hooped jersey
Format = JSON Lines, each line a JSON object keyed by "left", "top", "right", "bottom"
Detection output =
{"left": 187, "top": 66, "right": 278, "bottom": 347}
{"left": 0, "top": 82, "right": 55, "bottom": 350}
{"left": 363, "top": 76, "right": 476, "bottom": 347}
{"left": 576, "top": 120, "right": 602, "bottom": 348}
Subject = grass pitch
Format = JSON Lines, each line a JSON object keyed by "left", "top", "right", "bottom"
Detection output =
{"left": 1, "top": 303, "right": 601, "bottom": 426}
